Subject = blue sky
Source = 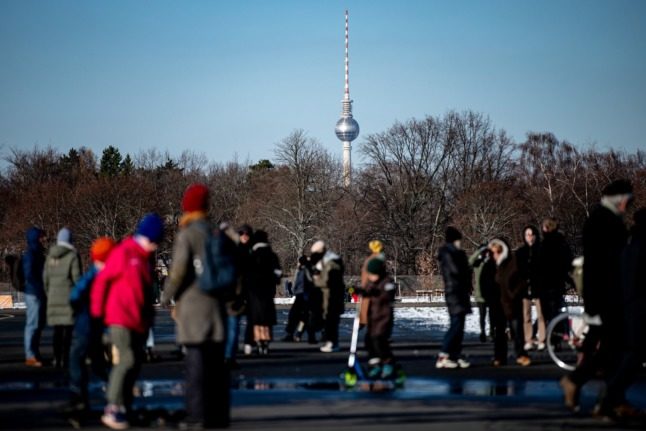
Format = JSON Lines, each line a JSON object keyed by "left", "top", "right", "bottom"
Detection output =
{"left": 1, "top": 0, "right": 645, "bottom": 167}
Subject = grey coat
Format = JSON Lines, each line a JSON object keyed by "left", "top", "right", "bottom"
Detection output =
{"left": 44, "top": 244, "right": 82, "bottom": 326}
{"left": 162, "top": 218, "right": 226, "bottom": 345}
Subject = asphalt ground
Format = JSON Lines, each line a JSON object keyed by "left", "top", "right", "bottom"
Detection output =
{"left": 0, "top": 306, "right": 644, "bottom": 430}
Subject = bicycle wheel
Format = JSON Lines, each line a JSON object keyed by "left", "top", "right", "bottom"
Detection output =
{"left": 546, "top": 310, "right": 586, "bottom": 371}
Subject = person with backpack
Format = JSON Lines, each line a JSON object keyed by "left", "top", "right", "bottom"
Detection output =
{"left": 91, "top": 213, "right": 163, "bottom": 430}
{"left": 44, "top": 227, "right": 83, "bottom": 370}
{"left": 67, "top": 237, "right": 115, "bottom": 420}
{"left": 161, "top": 184, "right": 230, "bottom": 429}
{"left": 22, "top": 226, "right": 48, "bottom": 367}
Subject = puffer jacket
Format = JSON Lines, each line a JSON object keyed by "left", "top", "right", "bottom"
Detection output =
{"left": 22, "top": 227, "right": 46, "bottom": 297}
{"left": 44, "top": 244, "right": 82, "bottom": 325}
{"left": 364, "top": 275, "right": 396, "bottom": 337}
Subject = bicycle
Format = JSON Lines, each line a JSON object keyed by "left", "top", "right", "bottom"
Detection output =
{"left": 546, "top": 306, "right": 588, "bottom": 371}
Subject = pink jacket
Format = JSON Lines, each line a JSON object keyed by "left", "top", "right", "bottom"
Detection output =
{"left": 90, "top": 237, "right": 154, "bottom": 334}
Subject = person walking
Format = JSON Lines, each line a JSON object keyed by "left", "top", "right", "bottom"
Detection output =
{"left": 67, "top": 237, "right": 115, "bottom": 418}
{"left": 488, "top": 238, "right": 531, "bottom": 367}
{"left": 560, "top": 179, "right": 633, "bottom": 416}
{"left": 436, "top": 227, "right": 472, "bottom": 369}
{"left": 22, "top": 226, "right": 47, "bottom": 367}
{"left": 237, "top": 224, "right": 257, "bottom": 356}
{"left": 161, "top": 184, "right": 231, "bottom": 429}
{"left": 282, "top": 255, "right": 314, "bottom": 342}
{"left": 91, "top": 213, "right": 163, "bottom": 430}
{"left": 44, "top": 227, "right": 83, "bottom": 370}
{"left": 310, "top": 240, "right": 345, "bottom": 353}
{"left": 247, "top": 230, "right": 282, "bottom": 355}
{"left": 515, "top": 225, "right": 546, "bottom": 351}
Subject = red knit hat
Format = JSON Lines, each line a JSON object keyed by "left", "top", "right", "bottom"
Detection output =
{"left": 90, "top": 237, "right": 116, "bottom": 263}
{"left": 182, "top": 183, "right": 209, "bottom": 213}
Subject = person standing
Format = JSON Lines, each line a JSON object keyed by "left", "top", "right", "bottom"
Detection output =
{"left": 247, "top": 230, "right": 282, "bottom": 355}
{"left": 67, "top": 237, "right": 115, "bottom": 417}
{"left": 436, "top": 227, "right": 472, "bottom": 369}
{"left": 515, "top": 225, "right": 546, "bottom": 351}
{"left": 91, "top": 213, "right": 163, "bottom": 430}
{"left": 44, "top": 227, "right": 83, "bottom": 370}
{"left": 488, "top": 238, "right": 531, "bottom": 367}
{"left": 537, "top": 218, "right": 573, "bottom": 330}
{"left": 469, "top": 244, "right": 493, "bottom": 343}
{"left": 161, "top": 184, "right": 230, "bottom": 429}
{"left": 560, "top": 180, "right": 633, "bottom": 415}
{"left": 23, "top": 226, "right": 47, "bottom": 367}
{"left": 362, "top": 258, "right": 398, "bottom": 379}
{"left": 310, "top": 240, "right": 345, "bottom": 353}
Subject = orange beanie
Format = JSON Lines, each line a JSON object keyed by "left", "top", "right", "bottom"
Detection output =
{"left": 90, "top": 237, "right": 116, "bottom": 263}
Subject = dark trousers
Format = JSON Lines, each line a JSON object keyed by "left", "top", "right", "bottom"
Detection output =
{"left": 490, "top": 301, "right": 508, "bottom": 363}
{"left": 185, "top": 342, "right": 230, "bottom": 428}
{"left": 441, "top": 313, "right": 466, "bottom": 360}
{"left": 285, "top": 295, "right": 307, "bottom": 335}
{"left": 53, "top": 325, "right": 73, "bottom": 368}
{"left": 366, "top": 334, "right": 393, "bottom": 363}
{"left": 69, "top": 318, "right": 108, "bottom": 402}
{"left": 323, "top": 309, "right": 341, "bottom": 345}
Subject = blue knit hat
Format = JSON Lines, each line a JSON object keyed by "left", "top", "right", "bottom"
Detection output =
{"left": 135, "top": 213, "right": 164, "bottom": 244}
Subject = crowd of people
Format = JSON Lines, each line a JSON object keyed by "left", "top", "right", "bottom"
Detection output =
{"left": 5, "top": 178, "right": 645, "bottom": 428}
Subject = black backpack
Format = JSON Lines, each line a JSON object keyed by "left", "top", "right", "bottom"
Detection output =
{"left": 4, "top": 254, "right": 25, "bottom": 292}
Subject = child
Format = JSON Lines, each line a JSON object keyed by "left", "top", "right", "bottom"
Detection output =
{"left": 362, "top": 258, "right": 397, "bottom": 379}
{"left": 67, "top": 237, "right": 116, "bottom": 419}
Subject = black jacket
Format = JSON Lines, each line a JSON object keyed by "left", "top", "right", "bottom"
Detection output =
{"left": 582, "top": 204, "right": 628, "bottom": 318}
{"left": 437, "top": 243, "right": 472, "bottom": 315}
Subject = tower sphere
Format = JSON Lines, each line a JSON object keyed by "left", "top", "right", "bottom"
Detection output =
{"left": 335, "top": 116, "right": 360, "bottom": 142}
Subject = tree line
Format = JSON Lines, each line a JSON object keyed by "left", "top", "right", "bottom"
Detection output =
{"left": 1, "top": 110, "right": 644, "bottom": 280}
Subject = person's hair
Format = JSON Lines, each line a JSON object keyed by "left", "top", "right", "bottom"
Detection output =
{"left": 489, "top": 243, "right": 503, "bottom": 254}
{"left": 542, "top": 217, "right": 558, "bottom": 233}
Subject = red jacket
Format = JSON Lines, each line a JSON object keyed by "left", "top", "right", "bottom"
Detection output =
{"left": 90, "top": 237, "right": 154, "bottom": 334}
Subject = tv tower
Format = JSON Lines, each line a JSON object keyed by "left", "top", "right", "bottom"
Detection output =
{"left": 335, "top": 10, "right": 359, "bottom": 187}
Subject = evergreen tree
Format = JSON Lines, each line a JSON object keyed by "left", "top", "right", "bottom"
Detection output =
{"left": 100, "top": 146, "right": 122, "bottom": 177}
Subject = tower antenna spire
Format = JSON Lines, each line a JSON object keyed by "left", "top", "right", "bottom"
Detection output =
{"left": 335, "top": 9, "right": 359, "bottom": 187}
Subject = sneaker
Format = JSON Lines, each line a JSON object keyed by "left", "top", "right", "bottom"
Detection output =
{"left": 457, "top": 358, "right": 471, "bottom": 369}
{"left": 381, "top": 364, "right": 395, "bottom": 379}
{"left": 243, "top": 344, "right": 253, "bottom": 355}
{"left": 559, "top": 376, "right": 580, "bottom": 412}
{"left": 368, "top": 365, "right": 382, "bottom": 379}
{"left": 523, "top": 342, "right": 534, "bottom": 351}
{"left": 536, "top": 342, "right": 546, "bottom": 351}
{"left": 435, "top": 354, "right": 458, "bottom": 369}
{"left": 25, "top": 357, "right": 43, "bottom": 367}
{"left": 516, "top": 355, "right": 531, "bottom": 367}
{"left": 101, "top": 404, "right": 129, "bottom": 430}
{"left": 319, "top": 341, "right": 339, "bottom": 353}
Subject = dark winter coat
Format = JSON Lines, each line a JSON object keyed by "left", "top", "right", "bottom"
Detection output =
{"left": 490, "top": 239, "right": 526, "bottom": 320}
{"left": 22, "top": 227, "right": 46, "bottom": 297}
{"left": 69, "top": 265, "right": 99, "bottom": 335}
{"left": 226, "top": 241, "right": 252, "bottom": 317}
{"left": 247, "top": 242, "right": 281, "bottom": 326}
{"left": 537, "top": 230, "right": 573, "bottom": 298}
{"left": 44, "top": 244, "right": 82, "bottom": 326}
{"left": 364, "top": 275, "right": 396, "bottom": 337}
{"left": 582, "top": 204, "right": 628, "bottom": 318}
{"left": 437, "top": 243, "right": 472, "bottom": 315}
{"left": 515, "top": 226, "right": 541, "bottom": 298}
{"left": 619, "top": 221, "right": 646, "bottom": 354}
{"left": 161, "top": 217, "right": 226, "bottom": 344}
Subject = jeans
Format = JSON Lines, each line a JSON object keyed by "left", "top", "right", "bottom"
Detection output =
{"left": 69, "top": 318, "right": 108, "bottom": 401}
{"left": 441, "top": 313, "right": 466, "bottom": 360}
{"left": 24, "top": 293, "right": 46, "bottom": 359}
{"left": 225, "top": 315, "right": 240, "bottom": 360}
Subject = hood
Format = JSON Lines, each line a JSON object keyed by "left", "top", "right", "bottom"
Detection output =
{"left": 26, "top": 227, "right": 44, "bottom": 252}
{"left": 488, "top": 238, "right": 510, "bottom": 266}
{"left": 47, "top": 244, "right": 75, "bottom": 259}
